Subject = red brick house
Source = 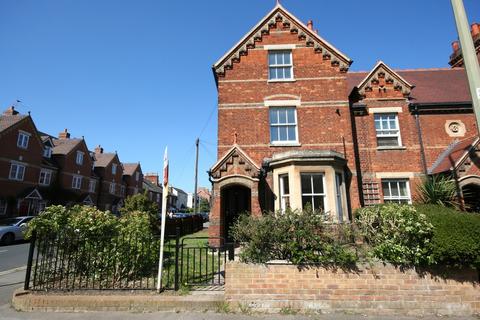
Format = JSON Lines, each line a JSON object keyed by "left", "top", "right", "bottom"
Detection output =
{"left": 122, "top": 163, "right": 143, "bottom": 197}
{"left": 51, "top": 129, "right": 99, "bottom": 206}
{"left": 208, "top": 3, "right": 480, "bottom": 241}
{"left": 142, "top": 173, "right": 162, "bottom": 210}
{"left": 93, "top": 146, "right": 125, "bottom": 213}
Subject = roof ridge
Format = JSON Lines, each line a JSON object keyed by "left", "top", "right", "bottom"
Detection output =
{"left": 395, "top": 67, "right": 460, "bottom": 72}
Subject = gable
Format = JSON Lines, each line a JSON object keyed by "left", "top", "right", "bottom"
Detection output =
{"left": 210, "top": 145, "right": 261, "bottom": 181}
{"left": 357, "top": 61, "right": 414, "bottom": 98}
{"left": 212, "top": 4, "right": 352, "bottom": 80}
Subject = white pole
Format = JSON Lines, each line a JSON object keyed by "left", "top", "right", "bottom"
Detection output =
{"left": 156, "top": 184, "right": 168, "bottom": 292}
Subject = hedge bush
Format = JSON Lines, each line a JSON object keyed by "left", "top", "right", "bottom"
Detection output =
{"left": 416, "top": 204, "right": 480, "bottom": 269}
{"left": 356, "top": 204, "right": 435, "bottom": 266}
{"left": 231, "top": 207, "right": 358, "bottom": 267}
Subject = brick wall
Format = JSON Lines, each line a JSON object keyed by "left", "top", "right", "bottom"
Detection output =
{"left": 225, "top": 262, "right": 480, "bottom": 316}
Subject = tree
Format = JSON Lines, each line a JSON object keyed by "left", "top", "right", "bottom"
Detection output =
{"left": 121, "top": 192, "right": 159, "bottom": 217}
{"left": 198, "top": 198, "right": 210, "bottom": 212}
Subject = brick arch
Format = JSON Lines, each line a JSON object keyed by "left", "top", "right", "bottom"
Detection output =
{"left": 459, "top": 175, "right": 480, "bottom": 188}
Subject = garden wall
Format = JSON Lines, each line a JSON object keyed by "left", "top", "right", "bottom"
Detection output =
{"left": 225, "top": 262, "right": 480, "bottom": 316}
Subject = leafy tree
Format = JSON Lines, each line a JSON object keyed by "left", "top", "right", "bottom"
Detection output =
{"left": 198, "top": 198, "right": 210, "bottom": 212}
{"left": 121, "top": 192, "right": 159, "bottom": 217}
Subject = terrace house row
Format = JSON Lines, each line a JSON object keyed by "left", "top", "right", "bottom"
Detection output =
{"left": 208, "top": 3, "right": 480, "bottom": 241}
{"left": 0, "top": 107, "right": 144, "bottom": 217}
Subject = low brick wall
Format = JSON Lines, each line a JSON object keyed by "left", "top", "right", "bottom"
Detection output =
{"left": 225, "top": 261, "right": 480, "bottom": 316}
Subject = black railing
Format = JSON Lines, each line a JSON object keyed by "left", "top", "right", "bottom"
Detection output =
{"left": 24, "top": 230, "right": 234, "bottom": 292}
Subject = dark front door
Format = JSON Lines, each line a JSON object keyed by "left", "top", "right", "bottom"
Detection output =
{"left": 221, "top": 185, "right": 251, "bottom": 242}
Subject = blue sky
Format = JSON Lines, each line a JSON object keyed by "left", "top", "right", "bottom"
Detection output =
{"left": 1, "top": 0, "right": 479, "bottom": 193}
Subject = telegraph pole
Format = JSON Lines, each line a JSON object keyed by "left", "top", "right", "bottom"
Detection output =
{"left": 193, "top": 138, "right": 199, "bottom": 214}
{"left": 451, "top": 0, "right": 480, "bottom": 130}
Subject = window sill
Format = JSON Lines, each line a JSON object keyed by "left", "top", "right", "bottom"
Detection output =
{"left": 270, "top": 142, "right": 302, "bottom": 147}
{"left": 377, "top": 146, "right": 406, "bottom": 151}
{"left": 268, "top": 79, "right": 296, "bottom": 83}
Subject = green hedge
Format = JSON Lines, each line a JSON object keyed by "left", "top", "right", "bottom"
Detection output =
{"left": 416, "top": 204, "right": 480, "bottom": 269}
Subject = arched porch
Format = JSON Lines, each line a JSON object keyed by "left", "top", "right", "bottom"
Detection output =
{"left": 459, "top": 175, "right": 480, "bottom": 212}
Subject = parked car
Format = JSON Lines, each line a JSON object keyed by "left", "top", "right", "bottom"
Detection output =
{"left": 200, "top": 212, "right": 209, "bottom": 222}
{"left": 172, "top": 212, "right": 189, "bottom": 219}
{"left": 0, "top": 216, "right": 34, "bottom": 245}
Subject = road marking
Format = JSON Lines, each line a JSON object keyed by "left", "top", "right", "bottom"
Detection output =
{"left": 0, "top": 266, "right": 27, "bottom": 277}
{"left": 0, "top": 250, "right": 7, "bottom": 253}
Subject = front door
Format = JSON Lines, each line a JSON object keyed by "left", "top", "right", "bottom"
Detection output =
{"left": 221, "top": 185, "right": 251, "bottom": 242}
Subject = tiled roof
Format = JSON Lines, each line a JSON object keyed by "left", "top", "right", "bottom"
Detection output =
{"left": 122, "top": 163, "right": 139, "bottom": 176}
{"left": 143, "top": 179, "right": 162, "bottom": 193}
{"left": 52, "top": 138, "right": 82, "bottom": 155}
{"left": 430, "top": 136, "right": 479, "bottom": 174}
{"left": 94, "top": 153, "right": 116, "bottom": 167}
{"left": 0, "top": 114, "right": 27, "bottom": 132}
{"left": 347, "top": 68, "right": 471, "bottom": 105}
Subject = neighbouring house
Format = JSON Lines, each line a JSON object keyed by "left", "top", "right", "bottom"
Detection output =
{"left": 170, "top": 187, "right": 188, "bottom": 211}
{"left": 142, "top": 173, "right": 162, "bottom": 211}
{"left": 197, "top": 187, "right": 212, "bottom": 204}
{"left": 187, "top": 192, "right": 197, "bottom": 209}
{"left": 51, "top": 129, "right": 99, "bottom": 207}
{"left": 122, "top": 162, "right": 143, "bottom": 197}
{"left": 208, "top": 3, "right": 480, "bottom": 241}
{"left": 93, "top": 146, "right": 125, "bottom": 214}
{"left": 0, "top": 107, "right": 51, "bottom": 216}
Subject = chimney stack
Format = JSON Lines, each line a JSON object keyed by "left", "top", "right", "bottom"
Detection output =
{"left": 452, "top": 40, "right": 460, "bottom": 53}
{"left": 95, "top": 145, "right": 104, "bottom": 154}
{"left": 3, "top": 106, "right": 19, "bottom": 116}
{"left": 307, "top": 20, "right": 313, "bottom": 30}
{"left": 472, "top": 23, "right": 479, "bottom": 38}
{"left": 58, "top": 128, "right": 70, "bottom": 139}
{"left": 144, "top": 173, "right": 159, "bottom": 186}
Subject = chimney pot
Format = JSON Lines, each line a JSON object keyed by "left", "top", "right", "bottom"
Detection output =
{"left": 58, "top": 128, "right": 70, "bottom": 139}
{"left": 3, "top": 106, "right": 19, "bottom": 116}
{"left": 452, "top": 40, "right": 460, "bottom": 52}
{"left": 95, "top": 145, "right": 104, "bottom": 154}
{"left": 307, "top": 20, "right": 313, "bottom": 30}
{"left": 472, "top": 23, "right": 479, "bottom": 37}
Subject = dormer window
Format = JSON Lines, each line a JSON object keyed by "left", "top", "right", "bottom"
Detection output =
{"left": 268, "top": 50, "right": 293, "bottom": 81}
{"left": 76, "top": 151, "right": 84, "bottom": 165}
{"left": 17, "top": 131, "right": 30, "bottom": 149}
{"left": 112, "top": 163, "right": 117, "bottom": 175}
{"left": 43, "top": 146, "right": 52, "bottom": 158}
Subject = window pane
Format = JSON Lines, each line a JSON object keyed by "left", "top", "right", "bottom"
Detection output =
{"left": 269, "top": 67, "right": 276, "bottom": 80}
{"left": 270, "top": 108, "right": 278, "bottom": 124}
{"left": 270, "top": 126, "right": 278, "bottom": 142}
{"left": 281, "top": 175, "right": 289, "bottom": 194}
{"left": 377, "top": 137, "right": 399, "bottom": 147}
{"left": 382, "top": 182, "right": 390, "bottom": 197}
{"left": 390, "top": 182, "right": 399, "bottom": 197}
{"left": 278, "top": 109, "right": 286, "bottom": 124}
{"left": 284, "top": 67, "right": 291, "bottom": 79}
{"left": 287, "top": 126, "right": 296, "bottom": 141}
{"left": 382, "top": 118, "right": 389, "bottom": 129}
{"left": 399, "top": 182, "right": 408, "bottom": 197}
{"left": 279, "top": 126, "right": 287, "bottom": 141}
{"left": 302, "top": 196, "right": 313, "bottom": 210}
{"left": 375, "top": 119, "right": 381, "bottom": 130}
{"left": 283, "top": 52, "right": 291, "bottom": 64}
{"left": 389, "top": 118, "right": 397, "bottom": 129}
{"left": 277, "top": 52, "right": 284, "bottom": 64}
{"left": 287, "top": 108, "right": 295, "bottom": 123}
{"left": 312, "top": 196, "right": 324, "bottom": 211}
{"left": 312, "top": 175, "right": 323, "bottom": 193}
{"left": 277, "top": 67, "right": 284, "bottom": 79}
{"left": 301, "top": 175, "right": 312, "bottom": 194}
{"left": 268, "top": 53, "right": 275, "bottom": 66}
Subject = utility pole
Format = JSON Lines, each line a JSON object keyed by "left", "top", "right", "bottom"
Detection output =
{"left": 193, "top": 138, "right": 199, "bottom": 214}
{"left": 451, "top": 0, "right": 480, "bottom": 130}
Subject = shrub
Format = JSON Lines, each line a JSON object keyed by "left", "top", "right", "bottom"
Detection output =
{"left": 356, "top": 204, "right": 434, "bottom": 266}
{"left": 231, "top": 208, "right": 358, "bottom": 267}
{"left": 415, "top": 175, "right": 460, "bottom": 209}
{"left": 416, "top": 204, "right": 480, "bottom": 269}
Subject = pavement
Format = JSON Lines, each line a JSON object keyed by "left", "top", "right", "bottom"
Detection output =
{"left": 0, "top": 242, "right": 29, "bottom": 308}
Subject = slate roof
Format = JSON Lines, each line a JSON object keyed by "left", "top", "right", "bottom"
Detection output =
{"left": 94, "top": 153, "right": 116, "bottom": 167}
{"left": 0, "top": 114, "right": 28, "bottom": 132}
{"left": 143, "top": 179, "right": 162, "bottom": 193}
{"left": 122, "top": 163, "right": 139, "bottom": 176}
{"left": 347, "top": 68, "right": 471, "bottom": 105}
{"left": 430, "top": 136, "right": 480, "bottom": 174}
{"left": 52, "top": 138, "right": 83, "bottom": 155}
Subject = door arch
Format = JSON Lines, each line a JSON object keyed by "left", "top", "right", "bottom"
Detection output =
{"left": 220, "top": 184, "right": 251, "bottom": 242}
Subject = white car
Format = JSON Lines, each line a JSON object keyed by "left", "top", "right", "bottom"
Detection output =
{"left": 0, "top": 216, "right": 34, "bottom": 245}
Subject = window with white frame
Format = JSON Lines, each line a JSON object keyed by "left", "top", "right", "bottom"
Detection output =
{"left": 43, "top": 146, "right": 52, "bottom": 158}
{"left": 0, "top": 200, "right": 7, "bottom": 215}
{"left": 88, "top": 180, "right": 96, "bottom": 193}
{"left": 279, "top": 174, "right": 290, "bottom": 212}
{"left": 374, "top": 113, "right": 401, "bottom": 147}
{"left": 17, "top": 131, "right": 30, "bottom": 149}
{"left": 382, "top": 179, "right": 411, "bottom": 204}
{"left": 109, "top": 182, "right": 116, "bottom": 194}
{"left": 72, "top": 176, "right": 82, "bottom": 189}
{"left": 120, "top": 185, "right": 125, "bottom": 195}
{"left": 156, "top": 193, "right": 161, "bottom": 203}
{"left": 269, "top": 107, "right": 297, "bottom": 143}
{"left": 39, "top": 169, "right": 52, "bottom": 186}
{"left": 76, "top": 151, "right": 84, "bottom": 165}
{"left": 268, "top": 50, "right": 293, "bottom": 80}
{"left": 112, "top": 163, "right": 117, "bottom": 175}
{"left": 135, "top": 172, "right": 140, "bottom": 181}
{"left": 301, "top": 173, "right": 326, "bottom": 212}
{"left": 9, "top": 163, "right": 25, "bottom": 181}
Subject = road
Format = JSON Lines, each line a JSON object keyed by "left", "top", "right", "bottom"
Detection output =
{"left": 0, "top": 242, "right": 30, "bottom": 272}
{"left": 0, "top": 242, "right": 29, "bottom": 311}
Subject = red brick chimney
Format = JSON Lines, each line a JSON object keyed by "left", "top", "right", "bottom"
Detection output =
{"left": 58, "top": 128, "right": 70, "bottom": 139}
{"left": 3, "top": 106, "right": 19, "bottom": 116}
{"left": 94, "top": 145, "right": 104, "bottom": 154}
{"left": 144, "top": 173, "right": 159, "bottom": 186}
{"left": 452, "top": 40, "right": 460, "bottom": 53}
{"left": 307, "top": 20, "right": 313, "bottom": 30}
